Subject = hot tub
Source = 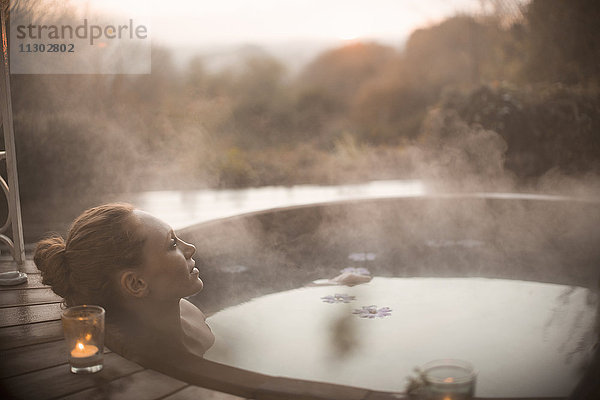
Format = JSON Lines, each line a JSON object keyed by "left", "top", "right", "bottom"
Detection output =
{"left": 182, "top": 194, "right": 600, "bottom": 398}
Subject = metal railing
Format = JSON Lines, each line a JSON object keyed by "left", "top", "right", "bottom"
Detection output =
{"left": 0, "top": 0, "right": 26, "bottom": 269}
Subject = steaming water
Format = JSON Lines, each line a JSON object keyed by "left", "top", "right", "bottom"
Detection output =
{"left": 204, "top": 277, "right": 597, "bottom": 397}
{"left": 124, "top": 179, "right": 592, "bottom": 230}
{"left": 125, "top": 180, "right": 426, "bottom": 229}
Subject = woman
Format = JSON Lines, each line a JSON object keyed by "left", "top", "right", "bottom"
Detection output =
{"left": 34, "top": 203, "right": 374, "bottom": 399}
{"left": 34, "top": 203, "right": 215, "bottom": 358}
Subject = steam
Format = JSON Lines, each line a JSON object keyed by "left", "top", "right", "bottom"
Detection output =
{"left": 408, "top": 108, "right": 515, "bottom": 192}
{"left": 387, "top": 106, "right": 600, "bottom": 201}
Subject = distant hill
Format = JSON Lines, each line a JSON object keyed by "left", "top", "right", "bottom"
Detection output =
{"left": 164, "top": 37, "right": 407, "bottom": 75}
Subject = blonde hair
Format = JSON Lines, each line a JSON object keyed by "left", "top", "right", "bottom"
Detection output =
{"left": 34, "top": 203, "right": 145, "bottom": 308}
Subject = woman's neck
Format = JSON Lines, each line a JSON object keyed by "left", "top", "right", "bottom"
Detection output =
{"left": 105, "top": 298, "right": 193, "bottom": 364}
{"left": 145, "top": 298, "right": 182, "bottom": 332}
{"left": 113, "top": 298, "right": 183, "bottom": 337}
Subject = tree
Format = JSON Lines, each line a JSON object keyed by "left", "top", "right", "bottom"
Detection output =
{"left": 523, "top": 0, "right": 600, "bottom": 85}
{"left": 298, "top": 42, "right": 396, "bottom": 111}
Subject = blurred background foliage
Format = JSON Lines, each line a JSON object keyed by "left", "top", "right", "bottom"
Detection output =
{"left": 6, "top": 0, "right": 600, "bottom": 212}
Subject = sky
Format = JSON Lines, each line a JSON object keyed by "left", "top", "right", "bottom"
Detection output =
{"left": 85, "top": 0, "right": 486, "bottom": 46}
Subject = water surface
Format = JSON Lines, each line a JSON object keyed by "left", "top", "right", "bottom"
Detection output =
{"left": 205, "top": 277, "right": 597, "bottom": 397}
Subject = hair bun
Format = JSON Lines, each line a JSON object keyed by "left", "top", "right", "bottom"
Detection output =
{"left": 34, "top": 235, "right": 70, "bottom": 299}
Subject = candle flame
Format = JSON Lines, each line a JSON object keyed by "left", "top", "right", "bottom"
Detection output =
{"left": 443, "top": 377, "right": 454, "bottom": 383}
{"left": 77, "top": 342, "right": 84, "bottom": 351}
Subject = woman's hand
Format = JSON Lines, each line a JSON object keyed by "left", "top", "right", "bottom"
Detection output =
{"left": 330, "top": 272, "right": 372, "bottom": 286}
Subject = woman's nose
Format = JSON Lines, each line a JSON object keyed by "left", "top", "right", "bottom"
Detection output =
{"left": 181, "top": 240, "right": 196, "bottom": 258}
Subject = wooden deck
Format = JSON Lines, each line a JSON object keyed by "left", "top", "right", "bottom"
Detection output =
{"left": 0, "top": 257, "right": 245, "bottom": 400}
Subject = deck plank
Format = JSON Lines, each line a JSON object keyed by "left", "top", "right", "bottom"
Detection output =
{"left": 163, "top": 385, "right": 248, "bottom": 400}
{"left": 1, "top": 352, "right": 143, "bottom": 400}
{"left": 0, "top": 340, "right": 67, "bottom": 379}
{"left": 60, "top": 369, "right": 187, "bottom": 400}
{"left": 0, "top": 303, "right": 62, "bottom": 328}
{"left": 0, "top": 320, "right": 63, "bottom": 350}
{"left": 0, "top": 287, "right": 61, "bottom": 308}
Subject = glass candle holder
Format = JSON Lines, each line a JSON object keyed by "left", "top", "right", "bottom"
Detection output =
{"left": 422, "top": 359, "right": 476, "bottom": 400}
{"left": 61, "top": 305, "right": 105, "bottom": 374}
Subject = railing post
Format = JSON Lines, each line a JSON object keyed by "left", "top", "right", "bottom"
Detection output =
{"left": 0, "top": 0, "right": 26, "bottom": 276}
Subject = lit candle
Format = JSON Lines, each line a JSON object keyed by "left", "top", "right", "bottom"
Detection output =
{"left": 71, "top": 342, "right": 99, "bottom": 358}
{"left": 62, "top": 305, "right": 105, "bottom": 374}
{"left": 422, "top": 359, "right": 476, "bottom": 400}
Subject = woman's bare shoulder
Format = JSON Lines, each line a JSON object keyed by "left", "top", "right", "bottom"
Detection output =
{"left": 180, "top": 298, "right": 215, "bottom": 355}
{"left": 180, "top": 298, "right": 208, "bottom": 319}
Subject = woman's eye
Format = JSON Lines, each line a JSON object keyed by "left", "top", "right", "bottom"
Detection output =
{"left": 170, "top": 239, "right": 177, "bottom": 248}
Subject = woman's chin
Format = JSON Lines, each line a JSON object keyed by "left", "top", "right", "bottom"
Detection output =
{"left": 191, "top": 278, "right": 204, "bottom": 294}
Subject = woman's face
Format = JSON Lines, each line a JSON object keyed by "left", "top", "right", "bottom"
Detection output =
{"left": 133, "top": 210, "right": 203, "bottom": 300}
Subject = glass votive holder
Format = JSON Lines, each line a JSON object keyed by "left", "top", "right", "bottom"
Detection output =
{"left": 61, "top": 305, "right": 105, "bottom": 374}
{"left": 422, "top": 359, "right": 477, "bottom": 400}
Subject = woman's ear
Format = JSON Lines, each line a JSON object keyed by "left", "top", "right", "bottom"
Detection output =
{"left": 120, "top": 270, "right": 149, "bottom": 298}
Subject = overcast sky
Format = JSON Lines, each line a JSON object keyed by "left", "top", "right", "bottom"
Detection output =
{"left": 89, "top": 0, "right": 485, "bottom": 46}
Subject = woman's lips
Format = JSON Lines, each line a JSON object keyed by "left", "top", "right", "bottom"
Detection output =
{"left": 189, "top": 259, "right": 197, "bottom": 273}
{"left": 190, "top": 267, "right": 199, "bottom": 275}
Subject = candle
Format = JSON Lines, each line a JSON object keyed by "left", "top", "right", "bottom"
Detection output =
{"left": 422, "top": 359, "right": 476, "bottom": 400}
{"left": 71, "top": 342, "right": 99, "bottom": 358}
{"left": 62, "top": 305, "right": 105, "bottom": 374}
